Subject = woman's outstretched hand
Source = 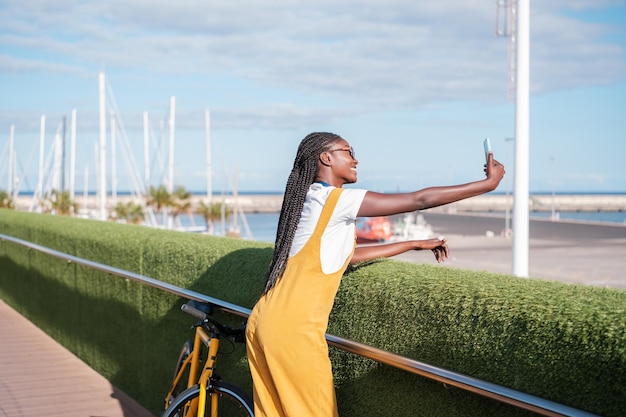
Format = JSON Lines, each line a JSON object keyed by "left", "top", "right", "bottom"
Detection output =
{"left": 484, "top": 152, "right": 505, "bottom": 188}
{"left": 415, "top": 237, "right": 449, "bottom": 263}
{"left": 351, "top": 237, "right": 450, "bottom": 264}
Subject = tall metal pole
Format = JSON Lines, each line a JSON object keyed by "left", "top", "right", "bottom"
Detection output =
{"left": 512, "top": 0, "right": 529, "bottom": 277}
{"left": 98, "top": 71, "right": 107, "bottom": 221}
{"left": 504, "top": 137, "right": 514, "bottom": 238}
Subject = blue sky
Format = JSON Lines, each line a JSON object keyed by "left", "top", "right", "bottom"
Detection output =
{"left": 1, "top": 1, "right": 625, "bottom": 195}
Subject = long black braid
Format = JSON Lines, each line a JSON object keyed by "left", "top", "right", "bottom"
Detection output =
{"left": 261, "top": 132, "right": 343, "bottom": 295}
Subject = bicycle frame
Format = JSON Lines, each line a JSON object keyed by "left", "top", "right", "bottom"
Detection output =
{"left": 164, "top": 324, "right": 222, "bottom": 417}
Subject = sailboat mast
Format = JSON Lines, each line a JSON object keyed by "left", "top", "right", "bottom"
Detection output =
{"left": 232, "top": 164, "right": 239, "bottom": 233}
{"left": 205, "top": 109, "right": 212, "bottom": 204}
{"left": 83, "top": 166, "right": 89, "bottom": 210}
{"left": 61, "top": 116, "right": 66, "bottom": 191}
{"left": 33, "top": 114, "right": 46, "bottom": 211}
{"left": 143, "top": 111, "right": 150, "bottom": 190}
{"left": 53, "top": 130, "right": 61, "bottom": 191}
{"left": 69, "top": 109, "right": 77, "bottom": 202}
{"left": 111, "top": 111, "right": 117, "bottom": 208}
{"left": 168, "top": 96, "right": 175, "bottom": 194}
{"left": 98, "top": 71, "right": 107, "bottom": 221}
{"left": 8, "top": 124, "right": 14, "bottom": 198}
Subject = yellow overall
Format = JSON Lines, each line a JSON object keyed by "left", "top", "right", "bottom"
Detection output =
{"left": 246, "top": 188, "right": 354, "bottom": 417}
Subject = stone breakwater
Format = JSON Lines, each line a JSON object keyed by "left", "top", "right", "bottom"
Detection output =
{"left": 14, "top": 193, "right": 626, "bottom": 214}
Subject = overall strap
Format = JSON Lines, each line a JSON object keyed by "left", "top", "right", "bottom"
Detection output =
{"left": 310, "top": 188, "right": 343, "bottom": 239}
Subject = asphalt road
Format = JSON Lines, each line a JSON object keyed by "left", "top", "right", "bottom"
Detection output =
{"left": 421, "top": 212, "right": 626, "bottom": 241}
{"left": 391, "top": 212, "right": 626, "bottom": 289}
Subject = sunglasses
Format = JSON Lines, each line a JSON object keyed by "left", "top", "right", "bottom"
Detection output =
{"left": 328, "top": 146, "right": 356, "bottom": 159}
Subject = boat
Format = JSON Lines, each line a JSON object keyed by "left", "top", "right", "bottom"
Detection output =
{"left": 356, "top": 216, "right": 393, "bottom": 243}
{"left": 356, "top": 213, "right": 435, "bottom": 244}
{"left": 391, "top": 213, "right": 434, "bottom": 240}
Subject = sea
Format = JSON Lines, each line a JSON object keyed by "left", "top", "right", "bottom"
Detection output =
{"left": 173, "top": 191, "right": 626, "bottom": 243}
{"left": 182, "top": 210, "right": 626, "bottom": 244}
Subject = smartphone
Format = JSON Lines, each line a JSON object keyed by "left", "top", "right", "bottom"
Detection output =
{"left": 483, "top": 138, "right": 492, "bottom": 163}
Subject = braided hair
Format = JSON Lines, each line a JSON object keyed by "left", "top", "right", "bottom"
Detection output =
{"left": 262, "top": 132, "right": 343, "bottom": 295}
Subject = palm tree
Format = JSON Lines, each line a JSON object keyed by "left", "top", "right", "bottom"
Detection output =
{"left": 43, "top": 190, "right": 79, "bottom": 215}
{"left": 145, "top": 185, "right": 172, "bottom": 226}
{"left": 0, "top": 189, "right": 15, "bottom": 209}
{"left": 112, "top": 201, "right": 145, "bottom": 225}
{"left": 196, "top": 200, "right": 230, "bottom": 235}
{"left": 170, "top": 186, "right": 193, "bottom": 228}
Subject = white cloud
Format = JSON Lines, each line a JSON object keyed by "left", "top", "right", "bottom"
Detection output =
{"left": 2, "top": 1, "right": 623, "bottom": 107}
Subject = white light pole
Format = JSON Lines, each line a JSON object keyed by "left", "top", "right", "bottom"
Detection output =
{"left": 504, "top": 137, "right": 514, "bottom": 238}
{"left": 512, "top": 0, "right": 530, "bottom": 277}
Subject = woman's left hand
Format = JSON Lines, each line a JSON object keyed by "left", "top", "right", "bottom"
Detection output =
{"left": 417, "top": 237, "right": 449, "bottom": 263}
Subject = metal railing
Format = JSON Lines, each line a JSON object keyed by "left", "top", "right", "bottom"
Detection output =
{"left": 0, "top": 233, "right": 598, "bottom": 417}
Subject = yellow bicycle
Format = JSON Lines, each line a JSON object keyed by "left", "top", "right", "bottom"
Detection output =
{"left": 163, "top": 300, "right": 254, "bottom": 417}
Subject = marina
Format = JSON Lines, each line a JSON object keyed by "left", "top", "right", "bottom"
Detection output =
{"left": 11, "top": 191, "right": 626, "bottom": 216}
{"left": 2, "top": 69, "right": 624, "bottom": 289}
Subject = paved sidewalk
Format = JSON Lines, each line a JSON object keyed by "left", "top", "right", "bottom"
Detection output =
{"left": 0, "top": 299, "right": 155, "bottom": 417}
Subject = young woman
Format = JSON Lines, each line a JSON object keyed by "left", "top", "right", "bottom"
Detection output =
{"left": 245, "top": 132, "right": 505, "bottom": 417}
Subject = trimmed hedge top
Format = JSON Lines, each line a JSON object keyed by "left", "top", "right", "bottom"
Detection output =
{"left": 1, "top": 208, "right": 625, "bottom": 417}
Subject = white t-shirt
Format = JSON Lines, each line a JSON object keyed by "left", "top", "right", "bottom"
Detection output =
{"left": 289, "top": 183, "right": 367, "bottom": 274}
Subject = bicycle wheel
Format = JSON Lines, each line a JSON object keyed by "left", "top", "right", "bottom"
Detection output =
{"left": 162, "top": 381, "right": 254, "bottom": 417}
{"left": 166, "top": 341, "right": 193, "bottom": 409}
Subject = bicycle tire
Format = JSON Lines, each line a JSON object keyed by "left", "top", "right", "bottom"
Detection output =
{"left": 162, "top": 381, "right": 254, "bottom": 417}
{"left": 172, "top": 341, "right": 193, "bottom": 382}
{"left": 166, "top": 341, "right": 193, "bottom": 410}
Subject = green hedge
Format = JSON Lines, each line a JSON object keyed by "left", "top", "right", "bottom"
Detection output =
{"left": 1, "top": 208, "right": 624, "bottom": 417}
